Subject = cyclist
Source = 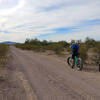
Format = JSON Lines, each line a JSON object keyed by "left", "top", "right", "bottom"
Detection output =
{"left": 71, "top": 40, "right": 80, "bottom": 67}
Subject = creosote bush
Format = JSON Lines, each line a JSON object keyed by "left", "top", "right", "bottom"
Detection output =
{"left": 79, "top": 44, "right": 88, "bottom": 62}
{"left": 93, "top": 41, "right": 100, "bottom": 64}
{"left": 15, "top": 39, "right": 68, "bottom": 55}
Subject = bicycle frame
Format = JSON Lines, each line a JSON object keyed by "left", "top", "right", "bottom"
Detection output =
{"left": 74, "top": 56, "right": 78, "bottom": 66}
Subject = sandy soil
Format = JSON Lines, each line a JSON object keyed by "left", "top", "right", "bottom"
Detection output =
{"left": 0, "top": 46, "right": 100, "bottom": 100}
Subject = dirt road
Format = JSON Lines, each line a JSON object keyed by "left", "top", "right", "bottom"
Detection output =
{"left": 8, "top": 46, "right": 100, "bottom": 100}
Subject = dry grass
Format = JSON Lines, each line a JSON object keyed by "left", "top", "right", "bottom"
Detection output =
{"left": 0, "top": 44, "right": 9, "bottom": 70}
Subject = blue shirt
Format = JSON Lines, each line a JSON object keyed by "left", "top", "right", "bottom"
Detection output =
{"left": 71, "top": 44, "right": 79, "bottom": 53}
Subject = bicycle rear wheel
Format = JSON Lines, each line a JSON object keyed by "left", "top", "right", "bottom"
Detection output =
{"left": 67, "top": 57, "right": 74, "bottom": 68}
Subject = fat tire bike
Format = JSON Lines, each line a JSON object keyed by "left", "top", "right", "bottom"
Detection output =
{"left": 67, "top": 56, "right": 83, "bottom": 71}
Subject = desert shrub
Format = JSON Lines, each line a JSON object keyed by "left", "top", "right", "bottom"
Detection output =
{"left": 58, "top": 41, "right": 68, "bottom": 48}
{"left": 66, "top": 43, "right": 71, "bottom": 52}
{"left": 93, "top": 42, "right": 100, "bottom": 52}
{"left": 53, "top": 44, "right": 64, "bottom": 55}
{"left": 15, "top": 43, "right": 45, "bottom": 52}
{"left": 22, "top": 39, "right": 68, "bottom": 54}
{"left": 79, "top": 44, "right": 88, "bottom": 62}
{"left": 41, "top": 40, "right": 48, "bottom": 46}
{"left": 15, "top": 43, "right": 25, "bottom": 49}
{"left": 93, "top": 41, "right": 100, "bottom": 64}
{"left": 45, "top": 43, "right": 64, "bottom": 55}
{"left": 0, "top": 44, "right": 9, "bottom": 57}
{"left": 85, "top": 37, "right": 96, "bottom": 48}
{"left": 31, "top": 45, "right": 45, "bottom": 52}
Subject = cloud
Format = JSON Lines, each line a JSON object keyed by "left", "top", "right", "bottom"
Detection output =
{"left": 0, "top": 0, "right": 25, "bottom": 15}
{"left": 0, "top": 0, "right": 100, "bottom": 42}
{"left": 40, "top": 25, "right": 100, "bottom": 42}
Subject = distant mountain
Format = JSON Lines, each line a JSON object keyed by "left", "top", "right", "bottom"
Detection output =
{"left": 0, "top": 41, "right": 16, "bottom": 45}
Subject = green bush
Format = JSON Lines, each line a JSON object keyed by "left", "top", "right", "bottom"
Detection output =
{"left": 44, "top": 43, "right": 64, "bottom": 54}
{"left": 85, "top": 37, "right": 96, "bottom": 48}
{"left": 79, "top": 44, "right": 88, "bottom": 62}
{"left": 15, "top": 39, "right": 68, "bottom": 55}
{"left": 93, "top": 41, "right": 100, "bottom": 64}
{"left": 52, "top": 44, "right": 64, "bottom": 55}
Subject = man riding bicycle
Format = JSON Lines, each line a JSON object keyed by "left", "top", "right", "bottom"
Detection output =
{"left": 71, "top": 40, "right": 80, "bottom": 67}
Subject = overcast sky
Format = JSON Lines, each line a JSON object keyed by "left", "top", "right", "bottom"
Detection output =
{"left": 0, "top": 0, "right": 100, "bottom": 42}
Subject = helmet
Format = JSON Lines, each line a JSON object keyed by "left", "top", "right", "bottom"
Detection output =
{"left": 71, "top": 40, "right": 75, "bottom": 44}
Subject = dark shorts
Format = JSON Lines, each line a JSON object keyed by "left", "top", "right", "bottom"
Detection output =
{"left": 72, "top": 52, "right": 79, "bottom": 60}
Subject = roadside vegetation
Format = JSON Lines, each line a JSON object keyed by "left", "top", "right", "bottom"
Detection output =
{"left": 15, "top": 39, "right": 69, "bottom": 55}
{"left": 15, "top": 37, "right": 100, "bottom": 65}
{"left": 84, "top": 37, "right": 100, "bottom": 65}
{"left": 0, "top": 44, "right": 9, "bottom": 70}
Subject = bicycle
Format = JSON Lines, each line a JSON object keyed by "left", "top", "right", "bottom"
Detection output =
{"left": 67, "top": 56, "right": 83, "bottom": 71}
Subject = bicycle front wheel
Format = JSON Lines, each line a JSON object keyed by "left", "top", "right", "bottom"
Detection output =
{"left": 77, "top": 58, "right": 83, "bottom": 71}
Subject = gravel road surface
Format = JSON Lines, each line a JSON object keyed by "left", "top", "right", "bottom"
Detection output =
{"left": 8, "top": 46, "right": 100, "bottom": 100}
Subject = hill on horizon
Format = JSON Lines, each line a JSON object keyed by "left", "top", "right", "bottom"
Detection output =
{"left": 0, "top": 41, "right": 16, "bottom": 45}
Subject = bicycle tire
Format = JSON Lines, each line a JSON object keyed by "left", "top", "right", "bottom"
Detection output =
{"left": 77, "top": 58, "right": 83, "bottom": 71}
{"left": 67, "top": 57, "right": 74, "bottom": 68}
